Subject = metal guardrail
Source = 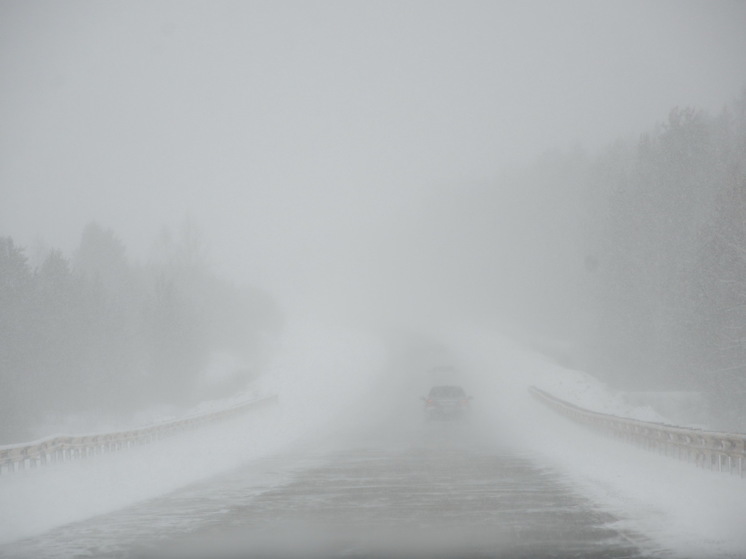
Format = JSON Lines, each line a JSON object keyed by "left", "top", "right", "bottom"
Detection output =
{"left": 529, "top": 386, "right": 746, "bottom": 478}
{"left": 0, "top": 395, "right": 278, "bottom": 475}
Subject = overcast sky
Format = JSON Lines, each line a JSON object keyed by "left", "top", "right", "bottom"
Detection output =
{"left": 2, "top": 1, "right": 746, "bottom": 312}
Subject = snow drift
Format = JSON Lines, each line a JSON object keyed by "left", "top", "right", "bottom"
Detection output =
{"left": 0, "top": 317, "right": 386, "bottom": 546}
{"left": 447, "top": 327, "right": 746, "bottom": 559}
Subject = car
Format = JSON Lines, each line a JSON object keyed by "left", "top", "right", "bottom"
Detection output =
{"left": 422, "top": 385, "right": 472, "bottom": 420}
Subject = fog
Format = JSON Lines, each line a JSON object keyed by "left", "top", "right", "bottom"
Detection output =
{"left": 2, "top": 1, "right": 746, "bottom": 556}
{"left": 3, "top": 1, "right": 745, "bottom": 320}
{"left": 3, "top": 321, "right": 746, "bottom": 557}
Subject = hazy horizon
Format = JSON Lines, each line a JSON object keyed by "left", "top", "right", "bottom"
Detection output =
{"left": 2, "top": 0, "right": 746, "bottom": 320}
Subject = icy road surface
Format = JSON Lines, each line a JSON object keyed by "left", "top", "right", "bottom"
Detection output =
{"left": 2, "top": 321, "right": 744, "bottom": 558}
{"left": 0, "top": 421, "right": 657, "bottom": 559}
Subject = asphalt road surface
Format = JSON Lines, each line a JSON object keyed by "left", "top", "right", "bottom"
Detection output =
{"left": 1, "top": 419, "right": 660, "bottom": 559}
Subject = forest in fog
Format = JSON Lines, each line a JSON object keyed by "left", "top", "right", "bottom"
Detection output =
{"left": 0, "top": 222, "right": 282, "bottom": 442}
{"left": 2, "top": 90, "right": 746, "bottom": 441}
{"left": 309, "top": 91, "right": 746, "bottom": 430}
{"left": 584, "top": 92, "right": 746, "bottom": 429}
{"left": 449, "top": 91, "right": 746, "bottom": 429}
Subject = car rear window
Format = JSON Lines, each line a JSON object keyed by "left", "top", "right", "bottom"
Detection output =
{"left": 429, "top": 386, "right": 466, "bottom": 397}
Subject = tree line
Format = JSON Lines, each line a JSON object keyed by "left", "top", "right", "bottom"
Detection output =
{"left": 410, "top": 89, "right": 746, "bottom": 429}
{"left": 0, "top": 222, "right": 282, "bottom": 443}
{"left": 583, "top": 91, "right": 746, "bottom": 428}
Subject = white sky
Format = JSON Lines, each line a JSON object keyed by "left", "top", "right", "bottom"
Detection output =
{"left": 1, "top": 0, "right": 745, "bottom": 312}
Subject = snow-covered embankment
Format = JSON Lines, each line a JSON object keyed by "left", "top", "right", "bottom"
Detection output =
{"left": 449, "top": 328, "right": 746, "bottom": 559}
{"left": 0, "top": 318, "right": 386, "bottom": 545}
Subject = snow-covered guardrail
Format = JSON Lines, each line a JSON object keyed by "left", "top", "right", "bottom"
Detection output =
{"left": 529, "top": 386, "right": 746, "bottom": 478}
{"left": 0, "top": 395, "right": 278, "bottom": 475}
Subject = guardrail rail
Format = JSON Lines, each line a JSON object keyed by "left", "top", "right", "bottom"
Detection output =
{"left": 529, "top": 386, "right": 746, "bottom": 478}
{"left": 0, "top": 395, "right": 278, "bottom": 475}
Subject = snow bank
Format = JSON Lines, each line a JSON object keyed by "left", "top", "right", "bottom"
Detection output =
{"left": 0, "top": 317, "right": 386, "bottom": 546}
{"left": 447, "top": 327, "right": 746, "bottom": 559}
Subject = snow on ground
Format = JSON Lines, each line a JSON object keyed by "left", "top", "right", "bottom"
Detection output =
{"left": 448, "top": 326, "right": 746, "bottom": 559}
{"left": 4, "top": 319, "right": 745, "bottom": 557}
{"left": 0, "top": 317, "right": 386, "bottom": 546}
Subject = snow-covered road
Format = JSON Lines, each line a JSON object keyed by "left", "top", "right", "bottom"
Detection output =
{"left": 1, "top": 320, "right": 744, "bottom": 558}
{"left": 0, "top": 426, "right": 656, "bottom": 558}
{"left": 448, "top": 327, "right": 746, "bottom": 559}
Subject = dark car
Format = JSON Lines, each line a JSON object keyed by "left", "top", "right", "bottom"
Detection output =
{"left": 422, "top": 385, "right": 472, "bottom": 420}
